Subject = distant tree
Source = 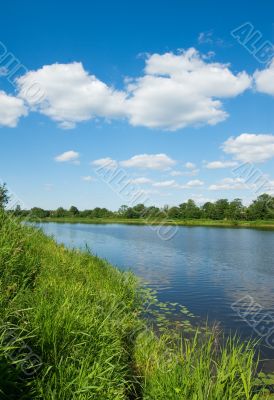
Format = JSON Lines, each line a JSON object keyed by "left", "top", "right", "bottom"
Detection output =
{"left": 201, "top": 202, "right": 216, "bottom": 219}
{"left": 0, "top": 183, "right": 9, "bottom": 209}
{"left": 247, "top": 194, "right": 274, "bottom": 220}
{"left": 30, "top": 207, "right": 50, "bottom": 218}
{"left": 14, "top": 204, "right": 22, "bottom": 216}
{"left": 226, "top": 199, "right": 245, "bottom": 220}
{"left": 69, "top": 206, "right": 79, "bottom": 216}
{"left": 179, "top": 199, "right": 201, "bottom": 219}
{"left": 132, "top": 204, "right": 146, "bottom": 219}
{"left": 214, "top": 199, "right": 229, "bottom": 220}
{"left": 167, "top": 206, "right": 181, "bottom": 219}
{"left": 55, "top": 207, "right": 67, "bottom": 217}
{"left": 118, "top": 205, "right": 128, "bottom": 217}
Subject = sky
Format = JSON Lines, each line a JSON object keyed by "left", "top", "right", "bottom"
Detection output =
{"left": 0, "top": 0, "right": 274, "bottom": 210}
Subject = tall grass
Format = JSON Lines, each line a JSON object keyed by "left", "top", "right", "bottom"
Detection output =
{"left": 0, "top": 211, "right": 269, "bottom": 399}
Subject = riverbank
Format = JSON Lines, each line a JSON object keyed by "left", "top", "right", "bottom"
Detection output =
{"left": 0, "top": 211, "right": 271, "bottom": 399}
{"left": 34, "top": 216, "right": 274, "bottom": 230}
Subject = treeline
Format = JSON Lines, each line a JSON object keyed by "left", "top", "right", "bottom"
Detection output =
{"left": 13, "top": 194, "right": 274, "bottom": 221}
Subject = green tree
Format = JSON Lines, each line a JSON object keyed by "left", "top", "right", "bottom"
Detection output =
{"left": 179, "top": 199, "right": 201, "bottom": 219}
{"left": 0, "top": 183, "right": 9, "bottom": 209}
{"left": 55, "top": 207, "right": 67, "bottom": 217}
{"left": 201, "top": 202, "right": 216, "bottom": 219}
{"left": 226, "top": 199, "right": 245, "bottom": 220}
{"left": 30, "top": 207, "right": 50, "bottom": 218}
{"left": 167, "top": 206, "right": 181, "bottom": 219}
{"left": 247, "top": 194, "right": 274, "bottom": 220}
{"left": 214, "top": 199, "right": 229, "bottom": 220}
{"left": 69, "top": 206, "right": 79, "bottom": 216}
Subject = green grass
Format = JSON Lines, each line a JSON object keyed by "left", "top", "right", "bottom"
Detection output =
{"left": 34, "top": 216, "right": 274, "bottom": 230}
{"left": 0, "top": 211, "right": 271, "bottom": 399}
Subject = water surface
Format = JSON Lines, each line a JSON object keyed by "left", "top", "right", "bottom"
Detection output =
{"left": 40, "top": 222, "right": 274, "bottom": 361}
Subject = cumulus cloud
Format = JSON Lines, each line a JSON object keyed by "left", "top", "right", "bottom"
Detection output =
{"left": 185, "top": 162, "right": 196, "bottom": 169}
{"left": 92, "top": 157, "right": 118, "bottom": 170}
{"left": 170, "top": 170, "right": 184, "bottom": 177}
{"left": 55, "top": 150, "right": 80, "bottom": 163}
{"left": 209, "top": 177, "right": 252, "bottom": 191}
{"left": 125, "top": 48, "right": 251, "bottom": 130}
{"left": 153, "top": 180, "right": 179, "bottom": 188}
{"left": 17, "top": 62, "right": 126, "bottom": 129}
{"left": 205, "top": 160, "right": 238, "bottom": 169}
{"left": 0, "top": 91, "right": 27, "bottom": 127}
{"left": 82, "top": 176, "right": 94, "bottom": 182}
{"left": 254, "top": 59, "right": 274, "bottom": 96}
{"left": 120, "top": 153, "right": 176, "bottom": 170}
{"left": 152, "top": 179, "right": 204, "bottom": 189}
{"left": 130, "top": 177, "right": 152, "bottom": 184}
{"left": 13, "top": 49, "right": 251, "bottom": 130}
{"left": 181, "top": 179, "right": 204, "bottom": 188}
{"left": 222, "top": 133, "right": 274, "bottom": 163}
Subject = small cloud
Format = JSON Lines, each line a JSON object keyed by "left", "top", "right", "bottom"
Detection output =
{"left": 170, "top": 170, "right": 184, "bottom": 177}
{"left": 181, "top": 179, "right": 204, "bottom": 188}
{"left": 82, "top": 176, "right": 94, "bottom": 182}
{"left": 198, "top": 31, "right": 214, "bottom": 45}
{"left": 198, "top": 31, "right": 228, "bottom": 48}
{"left": 205, "top": 160, "right": 238, "bottom": 169}
{"left": 55, "top": 150, "right": 80, "bottom": 163}
{"left": 92, "top": 157, "right": 118, "bottom": 170}
{"left": 208, "top": 177, "right": 252, "bottom": 191}
{"left": 153, "top": 180, "right": 179, "bottom": 188}
{"left": 185, "top": 162, "right": 196, "bottom": 169}
{"left": 130, "top": 177, "right": 152, "bottom": 184}
{"left": 120, "top": 153, "right": 176, "bottom": 170}
{"left": 222, "top": 133, "right": 274, "bottom": 163}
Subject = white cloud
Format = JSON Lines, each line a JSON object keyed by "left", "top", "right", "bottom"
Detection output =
{"left": 82, "top": 176, "right": 94, "bottom": 182}
{"left": 152, "top": 178, "right": 204, "bottom": 189}
{"left": 14, "top": 50, "right": 251, "bottom": 130}
{"left": 222, "top": 133, "right": 274, "bottom": 163}
{"left": 55, "top": 150, "right": 80, "bottom": 163}
{"left": 182, "top": 179, "right": 204, "bottom": 188}
{"left": 0, "top": 91, "right": 27, "bottom": 127}
{"left": 170, "top": 170, "right": 184, "bottom": 176}
{"left": 153, "top": 180, "right": 179, "bottom": 188}
{"left": 17, "top": 62, "right": 126, "bottom": 129}
{"left": 185, "top": 162, "right": 196, "bottom": 169}
{"left": 209, "top": 177, "right": 252, "bottom": 191}
{"left": 254, "top": 59, "right": 274, "bottom": 96}
{"left": 170, "top": 168, "right": 199, "bottom": 177}
{"left": 125, "top": 48, "right": 251, "bottom": 130}
{"left": 205, "top": 160, "right": 238, "bottom": 169}
{"left": 120, "top": 153, "right": 176, "bottom": 170}
{"left": 130, "top": 177, "right": 152, "bottom": 184}
{"left": 92, "top": 157, "right": 118, "bottom": 170}
{"left": 198, "top": 31, "right": 214, "bottom": 45}
{"left": 191, "top": 194, "right": 216, "bottom": 205}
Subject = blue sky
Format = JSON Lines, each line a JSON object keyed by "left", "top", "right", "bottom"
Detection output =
{"left": 0, "top": 0, "right": 274, "bottom": 210}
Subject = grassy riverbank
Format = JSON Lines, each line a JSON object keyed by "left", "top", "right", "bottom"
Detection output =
{"left": 0, "top": 211, "right": 272, "bottom": 399}
{"left": 35, "top": 216, "right": 274, "bottom": 230}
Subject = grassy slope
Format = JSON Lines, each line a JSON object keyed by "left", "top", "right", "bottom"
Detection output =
{"left": 36, "top": 217, "right": 274, "bottom": 230}
{"left": 0, "top": 211, "right": 271, "bottom": 399}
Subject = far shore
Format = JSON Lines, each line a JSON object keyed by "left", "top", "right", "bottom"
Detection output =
{"left": 32, "top": 217, "right": 274, "bottom": 230}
